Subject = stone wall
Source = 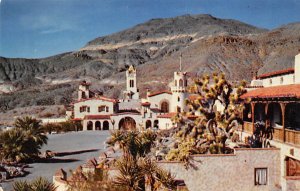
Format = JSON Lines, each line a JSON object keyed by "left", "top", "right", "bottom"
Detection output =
{"left": 158, "top": 148, "right": 281, "bottom": 191}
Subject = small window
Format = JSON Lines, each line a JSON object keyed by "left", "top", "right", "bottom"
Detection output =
{"left": 255, "top": 168, "right": 267, "bottom": 186}
{"left": 106, "top": 106, "right": 109, "bottom": 112}
{"left": 178, "top": 97, "right": 180, "bottom": 102}
{"left": 280, "top": 77, "right": 284, "bottom": 84}
{"left": 130, "top": 80, "right": 134, "bottom": 88}
{"left": 269, "top": 79, "right": 272, "bottom": 85}
{"left": 87, "top": 107, "right": 90, "bottom": 112}
{"left": 98, "top": 105, "right": 106, "bottom": 112}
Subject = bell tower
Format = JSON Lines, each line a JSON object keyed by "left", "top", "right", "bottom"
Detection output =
{"left": 123, "top": 65, "right": 139, "bottom": 100}
{"left": 170, "top": 54, "right": 188, "bottom": 112}
{"left": 78, "top": 81, "right": 90, "bottom": 101}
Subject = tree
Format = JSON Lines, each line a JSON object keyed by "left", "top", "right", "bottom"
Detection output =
{"left": 166, "top": 73, "right": 247, "bottom": 161}
{"left": 0, "top": 116, "right": 48, "bottom": 162}
{"left": 107, "top": 130, "right": 175, "bottom": 191}
{"left": 15, "top": 116, "right": 48, "bottom": 149}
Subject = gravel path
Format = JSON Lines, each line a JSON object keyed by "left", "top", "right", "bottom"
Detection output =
{"left": 2, "top": 131, "right": 111, "bottom": 191}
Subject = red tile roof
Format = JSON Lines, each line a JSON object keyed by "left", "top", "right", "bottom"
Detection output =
{"left": 240, "top": 84, "right": 300, "bottom": 99}
{"left": 84, "top": 115, "right": 111, "bottom": 120}
{"left": 257, "top": 68, "right": 294, "bottom": 79}
{"left": 74, "top": 96, "right": 118, "bottom": 104}
{"left": 157, "top": 112, "right": 177, "bottom": 118}
{"left": 148, "top": 90, "right": 172, "bottom": 97}
{"left": 141, "top": 102, "right": 151, "bottom": 106}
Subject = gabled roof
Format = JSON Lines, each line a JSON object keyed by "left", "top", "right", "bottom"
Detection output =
{"left": 257, "top": 68, "right": 294, "bottom": 79}
{"left": 84, "top": 115, "right": 111, "bottom": 120}
{"left": 148, "top": 90, "right": 172, "bottom": 97}
{"left": 240, "top": 84, "right": 300, "bottom": 99}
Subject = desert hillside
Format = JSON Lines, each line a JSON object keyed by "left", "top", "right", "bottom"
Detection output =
{"left": 1, "top": 14, "right": 300, "bottom": 123}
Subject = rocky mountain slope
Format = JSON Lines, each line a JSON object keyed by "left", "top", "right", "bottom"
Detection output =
{"left": 0, "top": 14, "right": 300, "bottom": 119}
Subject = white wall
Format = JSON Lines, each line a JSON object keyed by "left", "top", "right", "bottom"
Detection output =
{"left": 261, "top": 74, "right": 295, "bottom": 87}
{"left": 74, "top": 99, "right": 115, "bottom": 119}
{"left": 148, "top": 93, "right": 172, "bottom": 110}
{"left": 295, "top": 53, "right": 300, "bottom": 84}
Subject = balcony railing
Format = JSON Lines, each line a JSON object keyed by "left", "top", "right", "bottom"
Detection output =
{"left": 285, "top": 129, "right": 300, "bottom": 145}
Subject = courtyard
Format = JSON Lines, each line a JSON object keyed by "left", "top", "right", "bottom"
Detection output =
{"left": 1, "top": 131, "right": 111, "bottom": 190}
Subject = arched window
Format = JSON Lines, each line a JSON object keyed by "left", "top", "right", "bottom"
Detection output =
{"left": 179, "top": 79, "right": 183, "bottom": 87}
{"left": 103, "top": 121, "right": 109, "bottom": 130}
{"left": 87, "top": 121, "right": 93, "bottom": 130}
{"left": 146, "top": 120, "right": 152, "bottom": 129}
{"left": 178, "top": 97, "right": 180, "bottom": 102}
{"left": 161, "top": 101, "right": 169, "bottom": 113}
{"left": 184, "top": 79, "right": 188, "bottom": 87}
{"left": 95, "top": 121, "right": 101, "bottom": 130}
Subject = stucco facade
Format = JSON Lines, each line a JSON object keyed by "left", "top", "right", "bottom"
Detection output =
{"left": 159, "top": 148, "right": 281, "bottom": 191}
{"left": 70, "top": 65, "right": 190, "bottom": 131}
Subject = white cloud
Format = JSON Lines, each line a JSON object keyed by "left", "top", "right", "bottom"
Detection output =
{"left": 20, "top": 12, "right": 81, "bottom": 34}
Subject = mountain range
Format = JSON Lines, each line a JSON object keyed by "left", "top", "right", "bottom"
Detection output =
{"left": 1, "top": 14, "right": 300, "bottom": 124}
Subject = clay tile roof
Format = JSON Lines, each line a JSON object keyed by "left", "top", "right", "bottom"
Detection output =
{"left": 84, "top": 115, "right": 111, "bottom": 120}
{"left": 257, "top": 68, "right": 294, "bottom": 79}
{"left": 148, "top": 90, "right": 172, "bottom": 97}
{"left": 240, "top": 84, "right": 300, "bottom": 99}
{"left": 141, "top": 102, "right": 151, "bottom": 106}
{"left": 157, "top": 112, "right": 177, "bottom": 118}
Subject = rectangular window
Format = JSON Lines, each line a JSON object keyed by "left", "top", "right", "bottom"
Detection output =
{"left": 106, "top": 106, "right": 109, "bottom": 112}
{"left": 87, "top": 107, "right": 90, "bottom": 112}
{"left": 255, "top": 168, "right": 267, "bottom": 186}
{"left": 98, "top": 105, "right": 106, "bottom": 112}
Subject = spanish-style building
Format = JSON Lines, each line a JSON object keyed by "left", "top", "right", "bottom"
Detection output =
{"left": 241, "top": 52, "right": 300, "bottom": 191}
{"left": 69, "top": 65, "right": 189, "bottom": 131}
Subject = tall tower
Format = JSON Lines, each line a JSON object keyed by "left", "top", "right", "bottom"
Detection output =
{"left": 123, "top": 65, "right": 139, "bottom": 100}
{"left": 78, "top": 81, "right": 90, "bottom": 101}
{"left": 170, "top": 55, "right": 188, "bottom": 112}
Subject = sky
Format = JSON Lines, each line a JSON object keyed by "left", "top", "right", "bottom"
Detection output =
{"left": 1, "top": 0, "right": 300, "bottom": 59}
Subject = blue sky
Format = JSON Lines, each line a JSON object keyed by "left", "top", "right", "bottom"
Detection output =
{"left": 1, "top": 0, "right": 300, "bottom": 59}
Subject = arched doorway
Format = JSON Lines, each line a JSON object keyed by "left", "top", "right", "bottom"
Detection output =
{"left": 146, "top": 120, "right": 152, "bottom": 129}
{"left": 95, "top": 121, "right": 101, "bottom": 130}
{"left": 87, "top": 121, "right": 93, "bottom": 130}
{"left": 103, "top": 121, "right": 109, "bottom": 130}
{"left": 160, "top": 101, "right": 169, "bottom": 113}
{"left": 119, "top": 117, "right": 136, "bottom": 130}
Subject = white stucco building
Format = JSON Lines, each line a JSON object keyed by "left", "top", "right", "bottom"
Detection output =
{"left": 70, "top": 65, "right": 191, "bottom": 131}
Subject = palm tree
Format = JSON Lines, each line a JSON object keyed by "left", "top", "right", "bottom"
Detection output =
{"left": 15, "top": 116, "right": 48, "bottom": 148}
{"left": 0, "top": 128, "right": 31, "bottom": 162}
